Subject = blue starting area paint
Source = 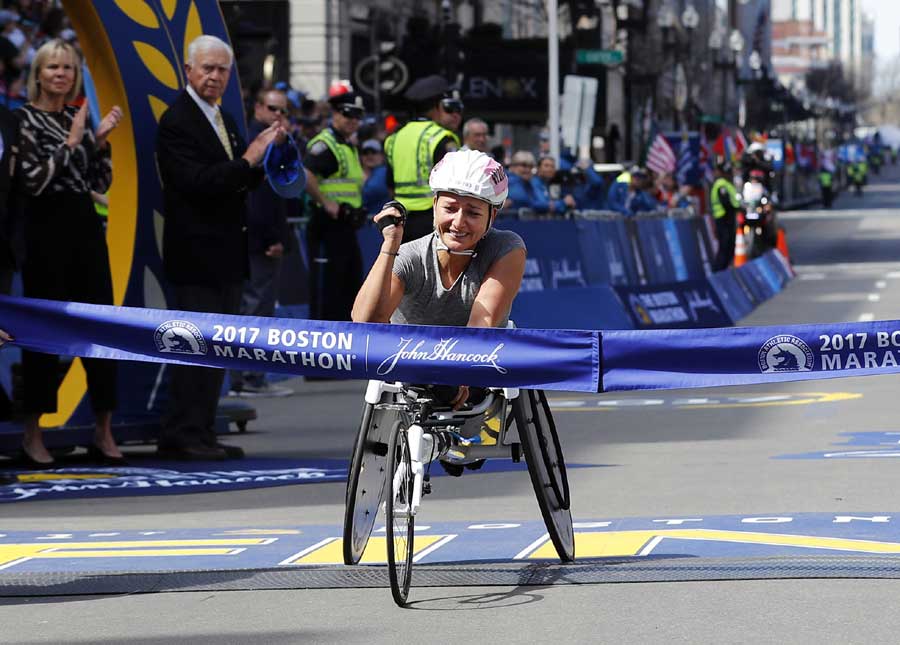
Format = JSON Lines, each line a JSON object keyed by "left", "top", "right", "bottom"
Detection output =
{"left": 777, "top": 431, "right": 900, "bottom": 459}
{"left": 3, "top": 513, "right": 900, "bottom": 575}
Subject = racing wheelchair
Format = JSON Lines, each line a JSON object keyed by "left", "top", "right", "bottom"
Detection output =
{"left": 342, "top": 379, "right": 574, "bottom": 606}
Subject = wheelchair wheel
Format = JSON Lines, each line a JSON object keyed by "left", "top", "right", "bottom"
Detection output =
{"left": 343, "top": 401, "right": 395, "bottom": 565}
{"left": 386, "top": 423, "right": 414, "bottom": 606}
{"left": 513, "top": 389, "right": 574, "bottom": 562}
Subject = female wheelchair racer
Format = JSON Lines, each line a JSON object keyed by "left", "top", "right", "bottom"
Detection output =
{"left": 345, "top": 150, "right": 574, "bottom": 605}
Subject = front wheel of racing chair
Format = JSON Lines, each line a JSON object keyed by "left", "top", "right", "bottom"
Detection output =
{"left": 513, "top": 388, "right": 575, "bottom": 562}
{"left": 343, "top": 381, "right": 400, "bottom": 565}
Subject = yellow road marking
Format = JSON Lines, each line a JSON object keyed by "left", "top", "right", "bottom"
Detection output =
{"left": 527, "top": 529, "right": 900, "bottom": 559}
{"left": 282, "top": 535, "right": 451, "bottom": 565}
{"left": 0, "top": 538, "right": 274, "bottom": 570}
{"left": 548, "top": 392, "right": 861, "bottom": 411}
{"left": 216, "top": 529, "right": 302, "bottom": 535}
{"left": 16, "top": 473, "right": 118, "bottom": 482}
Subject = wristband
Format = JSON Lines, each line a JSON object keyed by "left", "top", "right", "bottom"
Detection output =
{"left": 381, "top": 251, "right": 399, "bottom": 257}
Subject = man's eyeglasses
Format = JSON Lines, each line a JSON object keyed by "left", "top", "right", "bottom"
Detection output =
{"left": 440, "top": 98, "right": 464, "bottom": 114}
{"left": 339, "top": 106, "right": 365, "bottom": 120}
{"left": 265, "top": 104, "right": 288, "bottom": 115}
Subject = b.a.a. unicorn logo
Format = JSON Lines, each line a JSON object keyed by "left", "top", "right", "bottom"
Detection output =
{"left": 154, "top": 320, "right": 207, "bottom": 355}
{"left": 758, "top": 335, "right": 814, "bottom": 373}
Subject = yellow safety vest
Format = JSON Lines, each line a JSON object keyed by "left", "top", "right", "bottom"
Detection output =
{"left": 307, "top": 128, "right": 363, "bottom": 207}
{"left": 615, "top": 171, "right": 631, "bottom": 183}
{"left": 710, "top": 177, "right": 739, "bottom": 219}
{"left": 385, "top": 120, "right": 460, "bottom": 211}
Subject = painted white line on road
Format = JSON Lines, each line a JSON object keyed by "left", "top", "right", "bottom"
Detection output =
{"left": 859, "top": 313, "right": 875, "bottom": 322}
{"left": 868, "top": 294, "right": 881, "bottom": 302}
{"left": 798, "top": 273, "right": 826, "bottom": 281}
{"left": 876, "top": 281, "right": 888, "bottom": 289}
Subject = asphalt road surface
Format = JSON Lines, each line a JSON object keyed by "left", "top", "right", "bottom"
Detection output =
{"left": 6, "top": 166, "right": 900, "bottom": 643}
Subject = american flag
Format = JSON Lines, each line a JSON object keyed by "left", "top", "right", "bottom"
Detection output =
{"left": 646, "top": 130, "right": 676, "bottom": 175}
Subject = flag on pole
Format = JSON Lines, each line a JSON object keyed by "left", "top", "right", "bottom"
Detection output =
{"left": 700, "top": 129, "right": 714, "bottom": 184}
{"left": 646, "top": 128, "right": 676, "bottom": 175}
{"left": 733, "top": 128, "right": 748, "bottom": 158}
{"left": 675, "top": 132, "right": 693, "bottom": 185}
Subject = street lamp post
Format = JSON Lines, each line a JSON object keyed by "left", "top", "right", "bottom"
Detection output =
{"left": 709, "top": 27, "right": 743, "bottom": 125}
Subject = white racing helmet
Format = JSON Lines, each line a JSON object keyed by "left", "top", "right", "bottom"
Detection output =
{"left": 429, "top": 149, "right": 509, "bottom": 208}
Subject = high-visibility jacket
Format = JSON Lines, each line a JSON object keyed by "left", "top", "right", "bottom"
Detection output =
{"left": 307, "top": 128, "right": 363, "bottom": 207}
{"left": 819, "top": 171, "right": 833, "bottom": 188}
{"left": 710, "top": 177, "right": 740, "bottom": 219}
{"left": 385, "top": 120, "right": 460, "bottom": 211}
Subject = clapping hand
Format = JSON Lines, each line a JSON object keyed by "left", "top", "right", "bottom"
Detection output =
{"left": 66, "top": 102, "right": 88, "bottom": 149}
{"left": 95, "top": 106, "right": 124, "bottom": 148}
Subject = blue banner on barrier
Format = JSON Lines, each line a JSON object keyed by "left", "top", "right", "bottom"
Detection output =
{"left": 662, "top": 219, "right": 690, "bottom": 282}
{"left": 603, "top": 319, "right": 900, "bottom": 391}
{"left": 613, "top": 282, "right": 731, "bottom": 329}
{"left": 512, "top": 285, "right": 633, "bottom": 331}
{"left": 634, "top": 218, "right": 676, "bottom": 283}
{"left": 495, "top": 220, "right": 587, "bottom": 290}
{"left": 707, "top": 269, "right": 753, "bottom": 322}
{"left": 0, "top": 296, "right": 600, "bottom": 394}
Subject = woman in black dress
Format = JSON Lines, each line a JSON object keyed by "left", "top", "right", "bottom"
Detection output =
{"left": 15, "top": 38, "right": 123, "bottom": 466}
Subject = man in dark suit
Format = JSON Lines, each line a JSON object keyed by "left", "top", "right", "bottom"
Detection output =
{"left": 155, "top": 34, "right": 284, "bottom": 460}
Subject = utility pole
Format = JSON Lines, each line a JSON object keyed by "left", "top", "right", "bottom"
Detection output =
{"left": 548, "top": 0, "right": 560, "bottom": 161}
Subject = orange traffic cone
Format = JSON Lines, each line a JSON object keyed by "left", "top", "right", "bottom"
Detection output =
{"left": 733, "top": 216, "right": 747, "bottom": 268}
{"left": 776, "top": 226, "right": 791, "bottom": 264}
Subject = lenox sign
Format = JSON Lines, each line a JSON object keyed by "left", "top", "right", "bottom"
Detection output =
{"left": 464, "top": 76, "right": 540, "bottom": 101}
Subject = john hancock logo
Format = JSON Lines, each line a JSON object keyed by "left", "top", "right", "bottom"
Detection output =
{"left": 377, "top": 337, "right": 507, "bottom": 376}
{"left": 154, "top": 320, "right": 208, "bottom": 356}
{"left": 758, "top": 334, "right": 814, "bottom": 373}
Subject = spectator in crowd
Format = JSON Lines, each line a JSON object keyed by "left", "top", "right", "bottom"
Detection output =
{"left": 361, "top": 138, "right": 389, "bottom": 216}
{"left": 303, "top": 88, "right": 365, "bottom": 322}
{"left": 385, "top": 74, "right": 460, "bottom": 242}
{"left": 156, "top": 34, "right": 283, "bottom": 461}
{"left": 535, "top": 129, "right": 550, "bottom": 159}
{"left": 657, "top": 172, "right": 692, "bottom": 209}
{"left": 563, "top": 158, "right": 607, "bottom": 211}
{"left": 461, "top": 117, "right": 489, "bottom": 153}
{"left": 504, "top": 150, "right": 549, "bottom": 213}
{"left": 535, "top": 155, "right": 574, "bottom": 215}
{"left": 15, "top": 38, "right": 123, "bottom": 466}
{"left": 607, "top": 166, "right": 659, "bottom": 215}
{"left": 228, "top": 87, "right": 297, "bottom": 399}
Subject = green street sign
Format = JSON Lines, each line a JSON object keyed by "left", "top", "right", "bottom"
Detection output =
{"left": 576, "top": 49, "right": 624, "bottom": 66}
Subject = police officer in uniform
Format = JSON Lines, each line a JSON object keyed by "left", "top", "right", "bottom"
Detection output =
{"left": 710, "top": 159, "right": 741, "bottom": 271}
{"left": 385, "top": 74, "right": 461, "bottom": 242}
{"left": 303, "top": 90, "right": 365, "bottom": 321}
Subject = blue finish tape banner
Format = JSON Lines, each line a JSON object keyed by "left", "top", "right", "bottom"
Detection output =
{"left": 0, "top": 296, "right": 600, "bottom": 394}
{"left": 603, "top": 320, "right": 900, "bottom": 391}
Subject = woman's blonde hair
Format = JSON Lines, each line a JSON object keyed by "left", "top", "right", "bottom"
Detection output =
{"left": 27, "top": 39, "right": 82, "bottom": 104}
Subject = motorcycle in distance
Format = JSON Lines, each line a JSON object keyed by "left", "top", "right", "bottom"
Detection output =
{"left": 741, "top": 170, "right": 778, "bottom": 259}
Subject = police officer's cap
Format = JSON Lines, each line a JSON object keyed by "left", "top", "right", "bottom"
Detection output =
{"left": 404, "top": 75, "right": 451, "bottom": 102}
{"left": 328, "top": 92, "right": 365, "bottom": 119}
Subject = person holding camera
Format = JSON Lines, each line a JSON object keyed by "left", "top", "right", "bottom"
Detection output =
{"left": 535, "top": 156, "right": 575, "bottom": 215}
{"left": 303, "top": 87, "right": 365, "bottom": 322}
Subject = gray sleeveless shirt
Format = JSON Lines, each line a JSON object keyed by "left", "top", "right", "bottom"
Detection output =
{"left": 390, "top": 229, "right": 526, "bottom": 327}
